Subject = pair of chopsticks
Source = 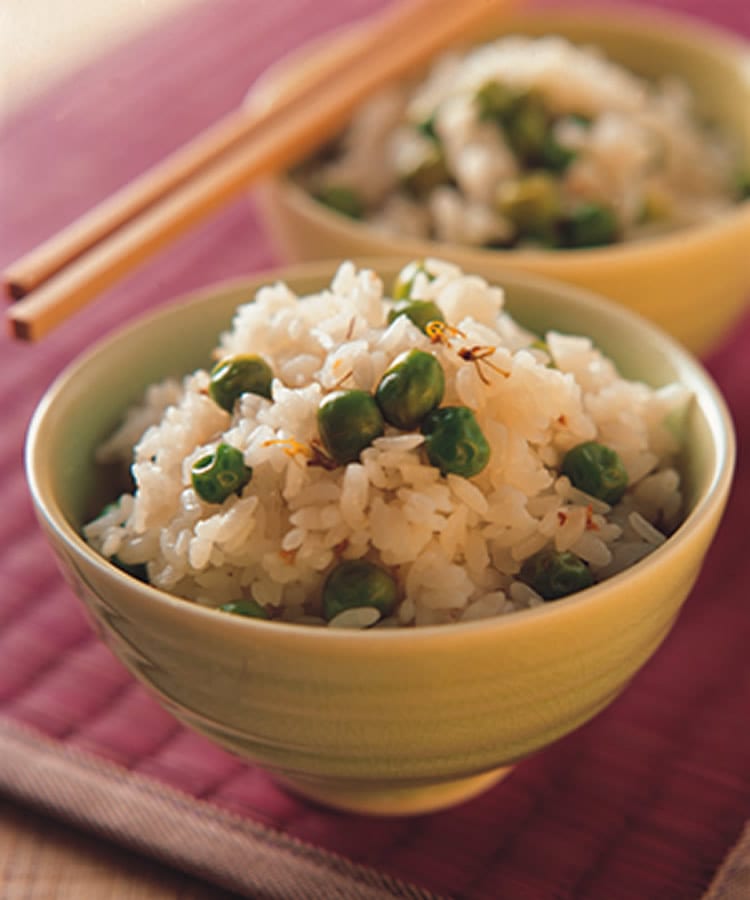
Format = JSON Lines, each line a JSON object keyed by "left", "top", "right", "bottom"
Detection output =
{"left": 5, "top": 0, "right": 506, "bottom": 342}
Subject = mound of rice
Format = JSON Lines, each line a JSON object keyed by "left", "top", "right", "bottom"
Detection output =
{"left": 84, "top": 259, "right": 689, "bottom": 627}
{"left": 297, "top": 34, "right": 743, "bottom": 246}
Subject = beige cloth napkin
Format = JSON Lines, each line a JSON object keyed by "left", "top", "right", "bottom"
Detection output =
{"left": 0, "top": 719, "right": 440, "bottom": 900}
{"left": 1, "top": 716, "right": 747, "bottom": 899}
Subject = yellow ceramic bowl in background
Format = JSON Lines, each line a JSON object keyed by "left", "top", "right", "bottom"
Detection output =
{"left": 26, "top": 261, "right": 734, "bottom": 815}
{"left": 251, "top": 7, "right": 750, "bottom": 356}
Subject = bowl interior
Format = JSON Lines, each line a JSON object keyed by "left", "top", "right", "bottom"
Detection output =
{"left": 29, "top": 261, "right": 728, "bottom": 549}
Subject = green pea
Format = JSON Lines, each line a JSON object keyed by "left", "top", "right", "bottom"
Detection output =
{"left": 219, "top": 599, "right": 269, "bottom": 619}
{"left": 392, "top": 260, "right": 434, "bottom": 301}
{"left": 314, "top": 184, "right": 364, "bottom": 219}
{"left": 519, "top": 549, "right": 594, "bottom": 600}
{"left": 322, "top": 559, "right": 397, "bottom": 621}
{"left": 191, "top": 442, "right": 253, "bottom": 504}
{"left": 402, "top": 145, "right": 451, "bottom": 197}
{"left": 504, "top": 89, "right": 549, "bottom": 162}
{"left": 387, "top": 299, "right": 445, "bottom": 335}
{"left": 421, "top": 406, "right": 490, "bottom": 478}
{"left": 538, "top": 112, "right": 593, "bottom": 168}
{"left": 475, "top": 80, "right": 517, "bottom": 122}
{"left": 496, "top": 173, "right": 562, "bottom": 241}
{"left": 317, "top": 390, "right": 385, "bottom": 465}
{"left": 209, "top": 354, "right": 273, "bottom": 411}
{"left": 561, "top": 441, "right": 628, "bottom": 504}
{"left": 375, "top": 349, "right": 445, "bottom": 430}
{"left": 539, "top": 131, "right": 577, "bottom": 172}
{"left": 560, "top": 203, "right": 619, "bottom": 248}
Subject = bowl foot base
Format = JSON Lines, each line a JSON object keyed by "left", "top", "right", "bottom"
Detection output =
{"left": 276, "top": 766, "right": 512, "bottom": 816}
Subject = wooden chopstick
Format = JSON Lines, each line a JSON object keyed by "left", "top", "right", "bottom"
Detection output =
{"left": 7, "top": 0, "right": 507, "bottom": 341}
{"left": 5, "top": 0, "right": 460, "bottom": 301}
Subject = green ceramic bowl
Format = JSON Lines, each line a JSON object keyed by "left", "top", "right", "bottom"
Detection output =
{"left": 251, "top": 7, "right": 750, "bottom": 356}
{"left": 26, "top": 261, "right": 734, "bottom": 815}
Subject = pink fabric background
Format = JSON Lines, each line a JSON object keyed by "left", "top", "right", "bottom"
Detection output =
{"left": 2, "top": 1, "right": 750, "bottom": 897}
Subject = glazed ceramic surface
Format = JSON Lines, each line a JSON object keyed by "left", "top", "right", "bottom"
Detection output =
{"left": 251, "top": 8, "right": 750, "bottom": 356}
{"left": 26, "top": 262, "right": 735, "bottom": 814}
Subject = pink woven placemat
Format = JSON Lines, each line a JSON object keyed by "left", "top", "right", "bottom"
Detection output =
{"left": 2, "top": 1, "right": 750, "bottom": 897}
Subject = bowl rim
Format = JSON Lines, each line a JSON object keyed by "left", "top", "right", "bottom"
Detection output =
{"left": 25, "top": 259, "right": 737, "bottom": 645}
{"left": 249, "top": 3, "right": 750, "bottom": 265}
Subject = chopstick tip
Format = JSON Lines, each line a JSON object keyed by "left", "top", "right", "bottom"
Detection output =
{"left": 7, "top": 312, "right": 33, "bottom": 342}
{"left": 3, "top": 277, "right": 27, "bottom": 302}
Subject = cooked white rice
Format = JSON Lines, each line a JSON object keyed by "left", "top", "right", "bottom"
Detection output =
{"left": 84, "top": 259, "right": 689, "bottom": 627}
{"left": 298, "top": 34, "right": 741, "bottom": 245}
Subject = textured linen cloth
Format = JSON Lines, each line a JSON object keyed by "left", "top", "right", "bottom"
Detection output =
{"left": 1, "top": 1, "right": 750, "bottom": 897}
